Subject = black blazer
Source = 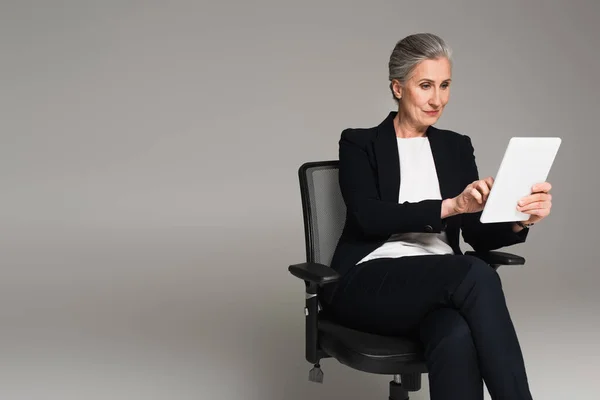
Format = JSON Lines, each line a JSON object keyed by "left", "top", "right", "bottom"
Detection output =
{"left": 329, "top": 111, "right": 529, "bottom": 278}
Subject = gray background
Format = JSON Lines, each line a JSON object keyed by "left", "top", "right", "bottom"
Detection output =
{"left": 1, "top": 0, "right": 598, "bottom": 399}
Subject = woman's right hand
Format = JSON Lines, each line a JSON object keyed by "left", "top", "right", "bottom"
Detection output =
{"left": 452, "top": 177, "right": 495, "bottom": 214}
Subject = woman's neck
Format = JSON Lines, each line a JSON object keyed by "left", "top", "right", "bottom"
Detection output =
{"left": 394, "top": 109, "right": 427, "bottom": 138}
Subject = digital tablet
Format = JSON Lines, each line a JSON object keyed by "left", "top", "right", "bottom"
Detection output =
{"left": 480, "top": 137, "right": 561, "bottom": 224}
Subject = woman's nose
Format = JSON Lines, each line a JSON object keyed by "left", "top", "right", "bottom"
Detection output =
{"left": 429, "top": 91, "right": 441, "bottom": 108}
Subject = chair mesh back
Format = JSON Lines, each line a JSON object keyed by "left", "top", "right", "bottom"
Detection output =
{"left": 300, "top": 162, "right": 346, "bottom": 266}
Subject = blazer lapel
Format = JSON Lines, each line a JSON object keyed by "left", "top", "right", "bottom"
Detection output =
{"left": 374, "top": 113, "right": 401, "bottom": 202}
{"left": 427, "top": 127, "right": 461, "bottom": 201}
{"left": 374, "top": 113, "right": 461, "bottom": 203}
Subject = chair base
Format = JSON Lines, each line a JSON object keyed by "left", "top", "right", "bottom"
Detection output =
{"left": 389, "top": 380, "right": 409, "bottom": 400}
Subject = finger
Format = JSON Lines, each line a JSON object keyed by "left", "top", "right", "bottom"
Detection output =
{"left": 521, "top": 208, "right": 550, "bottom": 217}
{"left": 475, "top": 180, "right": 491, "bottom": 198}
{"left": 470, "top": 187, "right": 483, "bottom": 204}
{"left": 517, "top": 200, "right": 551, "bottom": 212}
{"left": 483, "top": 176, "right": 494, "bottom": 188}
{"left": 532, "top": 182, "right": 552, "bottom": 193}
{"left": 473, "top": 184, "right": 488, "bottom": 203}
{"left": 519, "top": 193, "right": 551, "bottom": 206}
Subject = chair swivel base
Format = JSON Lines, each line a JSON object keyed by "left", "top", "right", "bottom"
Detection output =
{"left": 389, "top": 380, "right": 409, "bottom": 400}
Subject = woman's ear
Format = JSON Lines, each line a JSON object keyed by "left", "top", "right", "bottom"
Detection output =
{"left": 391, "top": 79, "right": 403, "bottom": 100}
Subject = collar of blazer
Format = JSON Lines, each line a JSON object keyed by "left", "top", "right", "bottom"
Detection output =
{"left": 373, "top": 111, "right": 461, "bottom": 203}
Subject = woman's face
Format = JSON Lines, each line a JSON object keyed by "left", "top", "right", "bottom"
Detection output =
{"left": 393, "top": 57, "right": 452, "bottom": 128}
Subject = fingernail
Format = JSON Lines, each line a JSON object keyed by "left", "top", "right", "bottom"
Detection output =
{"left": 518, "top": 200, "right": 524, "bottom": 205}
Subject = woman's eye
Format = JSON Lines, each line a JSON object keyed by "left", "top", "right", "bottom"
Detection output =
{"left": 421, "top": 83, "right": 450, "bottom": 89}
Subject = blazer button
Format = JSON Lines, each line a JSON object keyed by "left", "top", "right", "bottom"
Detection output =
{"left": 425, "top": 225, "right": 433, "bottom": 233}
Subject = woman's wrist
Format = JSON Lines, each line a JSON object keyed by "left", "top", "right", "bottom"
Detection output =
{"left": 514, "top": 220, "right": 534, "bottom": 230}
{"left": 441, "top": 198, "right": 459, "bottom": 219}
{"left": 512, "top": 222, "right": 525, "bottom": 233}
{"left": 512, "top": 221, "right": 533, "bottom": 232}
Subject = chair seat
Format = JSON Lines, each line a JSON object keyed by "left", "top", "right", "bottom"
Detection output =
{"left": 318, "top": 318, "right": 428, "bottom": 375}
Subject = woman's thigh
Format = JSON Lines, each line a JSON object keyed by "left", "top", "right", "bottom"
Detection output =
{"left": 326, "top": 254, "right": 490, "bottom": 336}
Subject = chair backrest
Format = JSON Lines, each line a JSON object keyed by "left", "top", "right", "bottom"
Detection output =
{"left": 298, "top": 161, "right": 346, "bottom": 266}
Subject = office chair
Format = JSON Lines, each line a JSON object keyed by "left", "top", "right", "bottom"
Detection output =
{"left": 288, "top": 161, "right": 526, "bottom": 400}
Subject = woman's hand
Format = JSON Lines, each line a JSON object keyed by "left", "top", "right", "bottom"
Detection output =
{"left": 516, "top": 182, "right": 553, "bottom": 225}
{"left": 452, "top": 177, "right": 495, "bottom": 214}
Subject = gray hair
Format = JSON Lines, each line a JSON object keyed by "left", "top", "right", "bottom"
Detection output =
{"left": 388, "top": 33, "right": 452, "bottom": 101}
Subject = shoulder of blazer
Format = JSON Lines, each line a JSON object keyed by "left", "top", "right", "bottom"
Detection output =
{"left": 429, "top": 125, "right": 468, "bottom": 142}
{"left": 429, "top": 125, "right": 475, "bottom": 156}
{"left": 339, "top": 126, "right": 377, "bottom": 147}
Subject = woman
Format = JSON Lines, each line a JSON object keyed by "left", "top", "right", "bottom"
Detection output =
{"left": 323, "top": 33, "right": 552, "bottom": 400}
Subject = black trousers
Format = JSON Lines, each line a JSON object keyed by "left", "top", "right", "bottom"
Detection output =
{"left": 323, "top": 254, "right": 533, "bottom": 400}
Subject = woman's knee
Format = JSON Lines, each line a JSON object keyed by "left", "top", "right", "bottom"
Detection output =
{"left": 463, "top": 255, "right": 502, "bottom": 287}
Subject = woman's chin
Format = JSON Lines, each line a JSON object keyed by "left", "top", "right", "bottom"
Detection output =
{"left": 423, "top": 116, "right": 441, "bottom": 125}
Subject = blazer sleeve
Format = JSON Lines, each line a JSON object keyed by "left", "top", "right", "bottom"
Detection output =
{"left": 339, "top": 130, "right": 445, "bottom": 237}
{"left": 460, "top": 135, "right": 529, "bottom": 251}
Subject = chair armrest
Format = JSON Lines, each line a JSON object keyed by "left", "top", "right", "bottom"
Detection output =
{"left": 289, "top": 262, "right": 339, "bottom": 364}
{"left": 288, "top": 262, "right": 340, "bottom": 285}
{"left": 465, "top": 250, "right": 525, "bottom": 266}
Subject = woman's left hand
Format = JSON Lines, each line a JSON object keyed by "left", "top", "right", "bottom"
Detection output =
{"left": 516, "top": 182, "right": 552, "bottom": 224}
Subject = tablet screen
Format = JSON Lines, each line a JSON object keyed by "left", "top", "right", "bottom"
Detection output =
{"left": 480, "top": 137, "right": 561, "bottom": 224}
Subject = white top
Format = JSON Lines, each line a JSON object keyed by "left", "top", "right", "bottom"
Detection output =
{"left": 357, "top": 136, "right": 454, "bottom": 264}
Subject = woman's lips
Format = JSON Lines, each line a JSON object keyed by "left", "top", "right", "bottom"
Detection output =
{"left": 424, "top": 110, "right": 440, "bottom": 116}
